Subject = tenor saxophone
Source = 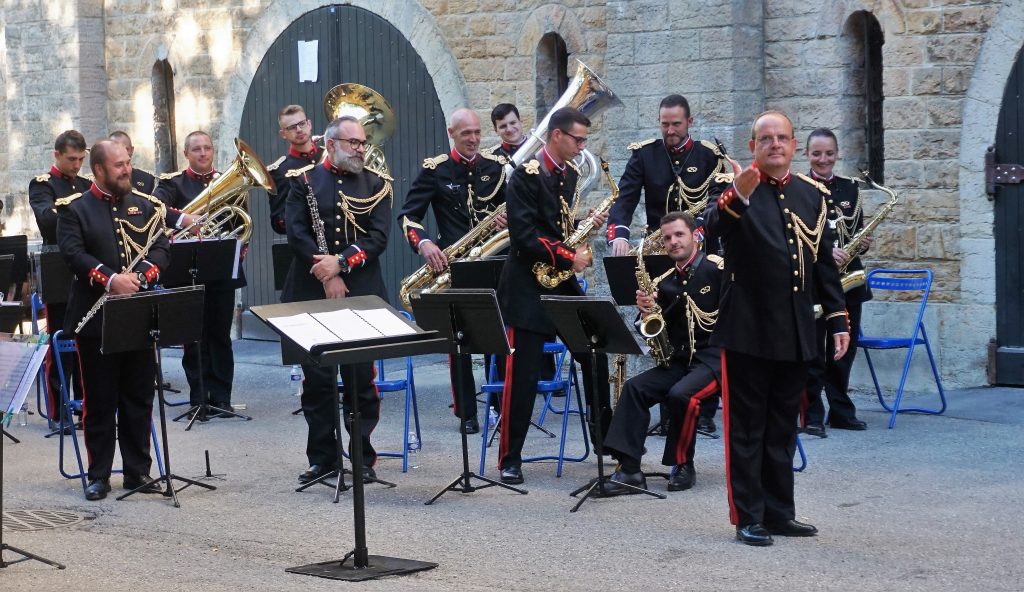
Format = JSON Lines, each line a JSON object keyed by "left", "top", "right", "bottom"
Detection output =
{"left": 635, "top": 232, "right": 674, "bottom": 368}
{"left": 532, "top": 159, "right": 619, "bottom": 288}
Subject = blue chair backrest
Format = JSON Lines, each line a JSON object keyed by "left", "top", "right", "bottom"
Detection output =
{"left": 377, "top": 310, "right": 416, "bottom": 380}
{"left": 863, "top": 268, "right": 933, "bottom": 336}
{"left": 578, "top": 277, "right": 588, "bottom": 295}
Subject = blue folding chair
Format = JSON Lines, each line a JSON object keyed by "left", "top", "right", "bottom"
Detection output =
{"left": 858, "top": 269, "right": 947, "bottom": 429}
{"left": 793, "top": 435, "right": 807, "bottom": 472}
{"left": 337, "top": 311, "right": 421, "bottom": 472}
{"left": 31, "top": 292, "right": 56, "bottom": 424}
{"left": 51, "top": 330, "right": 165, "bottom": 494}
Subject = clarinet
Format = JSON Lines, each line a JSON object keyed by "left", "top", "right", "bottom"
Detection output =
{"left": 303, "top": 172, "right": 329, "bottom": 255}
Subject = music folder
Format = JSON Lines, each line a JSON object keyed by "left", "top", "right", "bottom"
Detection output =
{"left": 602, "top": 254, "right": 674, "bottom": 306}
{"left": 0, "top": 334, "right": 49, "bottom": 422}
{"left": 162, "top": 238, "right": 241, "bottom": 287}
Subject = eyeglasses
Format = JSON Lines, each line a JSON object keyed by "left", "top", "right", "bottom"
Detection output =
{"left": 755, "top": 134, "right": 793, "bottom": 146}
{"left": 561, "top": 131, "right": 588, "bottom": 147}
{"left": 281, "top": 119, "right": 310, "bottom": 133}
{"left": 329, "top": 137, "right": 369, "bottom": 150}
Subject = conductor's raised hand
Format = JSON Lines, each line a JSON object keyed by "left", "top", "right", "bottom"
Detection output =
{"left": 729, "top": 157, "right": 760, "bottom": 199}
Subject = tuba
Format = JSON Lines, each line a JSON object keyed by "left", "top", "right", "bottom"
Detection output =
{"left": 323, "top": 83, "right": 396, "bottom": 174}
{"left": 171, "top": 138, "right": 275, "bottom": 243}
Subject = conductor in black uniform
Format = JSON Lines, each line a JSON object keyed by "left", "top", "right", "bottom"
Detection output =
{"left": 284, "top": 115, "right": 393, "bottom": 484}
{"left": 397, "top": 108, "right": 508, "bottom": 434}
{"left": 154, "top": 131, "right": 238, "bottom": 415}
{"left": 57, "top": 140, "right": 169, "bottom": 500}
{"left": 487, "top": 103, "right": 528, "bottom": 162}
{"left": 28, "top": 129, "right": 90, "bottom": 419}
{"left": 708, "top": 111, "right": 849, "bottom": 546}
{"left": 495, "top": 107, "right": 609, "bottom": 486}
{"left": 603, "top": 211, "right": 722, "bottom": 495}
{"left": 266, "top": 104, "right": 322, "bottom": 235}
{"left": 109, "top": 131, "right": 157, "bottom": 195}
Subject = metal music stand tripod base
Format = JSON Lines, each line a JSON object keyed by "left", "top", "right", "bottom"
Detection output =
{"left": 411, "top": 290, "right": 527, "bottom": 504}
{"left": 286, "top": 555, "right": 437, "bottom": 582}
{"left": 98, "top": 287, "right": 216, "bottom": 507}
{"left": 541, "top": 296, "right": 667, "bottom": 512}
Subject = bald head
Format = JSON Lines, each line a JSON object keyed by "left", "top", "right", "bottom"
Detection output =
{"left": 447, "top": 108, "right": 482, "bottom": 158}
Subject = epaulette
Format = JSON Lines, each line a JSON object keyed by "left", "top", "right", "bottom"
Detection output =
{"left": 422, "top": 154, "right": 449, "bottom": 170}
{"left": 796, "top": 173, "right": 830, "bottom": 196}
{"left": 131, "top": 189, "right": 166, "bottom": 208}
{"left": 266, "top": 155, "right": 286, "bottom": 171}
{"left": 628, "top": 138, "right": 656, "bottom": 151}
{"left": 479, "top": 150, "right": 508, "bottom": 166}
{"left": 286, "top": 164, "right": 315, "bottom": 178}
{"left": 365, "top": 166, "right": 393, "bottom": 182}
{"left": 82, "top": 173, "right": 94, "bottom": 181}
{"left": 33, "top": 173, "right": 50, "bottom": 183}
{"left": 653, "top": 268, "right": 675, "bottom": 285}
{"left": 524, "top": 160, "right": 540, "bottom": 175}
{"left": 54, "top": 193, "right": 82, "bottom": 207}
{"left": 706, "top": 253, "right": 726, "bottom": 270}
{"left": 483, "top": 144, "right": 501, "bottom": 155}
{"left": 566, "top": 160, "right": 581, "bottom": 175}
{"left": 159, "top": 170, "right": 183, "bottom": 180}
{"left": 713, "top": 172, "right": 735, "bottom": 184}
{"left": 701, "top": 139, "right": 723, "bottom": 157}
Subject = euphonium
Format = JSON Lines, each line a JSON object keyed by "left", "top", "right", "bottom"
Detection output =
{"left": 838, "top": 172, "right": 899, "bottom": 292}
{"left": 171, "top": 138, "right": 274, "bottom": 243}
{"left": 323, "top": 83, "right": 396, "bottom": 175}
{"left": 635, "top": 231, "right": 674, "bottom": 368}
{"left": 532, "top": 159, "right": 619, "bottom": 288}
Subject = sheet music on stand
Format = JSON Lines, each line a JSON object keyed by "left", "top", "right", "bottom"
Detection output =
{"left": 266, "top": 306, "right": 417, "bottom": 356}
{"left": 0, "top": 334, "right": 49, "bottom": 425}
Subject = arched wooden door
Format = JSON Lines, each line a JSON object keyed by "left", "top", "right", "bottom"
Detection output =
{"left": 994, "top": 45, "right": 1024, "bottom": 384}
{"left": 238, "top": 4, "right": 447, "bottom": 318}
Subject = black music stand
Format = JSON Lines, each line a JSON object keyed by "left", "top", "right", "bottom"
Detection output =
{"left": 540, "top": 295, "right": 667, "bottom": 512}
{"left": 0, "top": 254, "right": 12, "bottom": 300}
{"left": 0, "top": 236, "right": 29, "bottom": 300}
{"left": 601, "top": 254, "right": 673, "bottom": 306}
{"left": 165, "top": 239, "right": 252, "bottom": 427}
{"left": 35, "top": 248, "right": 73, "bottom": 306}
{"left": 251, "top": 296, "right": 447, "bottom": 581}
{"left": 411, "top": 290, "right": 527, "bottom": 505}
{"left": 103, "top": 286, "right": 217, "bottom": 507}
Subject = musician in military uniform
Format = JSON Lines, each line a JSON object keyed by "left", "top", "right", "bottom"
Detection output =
{"left": 397, "top": 108, "right": 508, "bottom": 435}
{"left": 28, "top": 129, "right": 91, "bottom": 418}
{"left": 495, "top": 107, "right": 609, "bottom": 486}
{"left": 284, "top": 115, "right": 393, "bottom": 484}
{"left": 603, "top": 211, "right": 722, "bottom": 495}
{"left": 487, "top": 103, "right": 527, "bottom": 162}
{"left": 109, "top": 131, "right": 157, "bottom": 194}
{"left": 607, "top": 94, "right": 730, "bottom": 435}
{"left": 802, "top": 128, "right": 872, "bottom": 437}
{"left": 708, "top": 111, "right": 849, "bottom": 546}
{"left": 56, "top": 140, "right": 169, "bottom": 500}
{"left": 154, "top": 131, "right": 239, "bottom": 416}
{"left": 266, "top": 104, "right": 322, "bottom": 235}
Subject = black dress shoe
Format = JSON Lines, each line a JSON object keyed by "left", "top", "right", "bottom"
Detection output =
{"left": 123, "top": 474, "right": 163, "bottom": 494}
{"left": 736, "top": 523, "right": 773, "bottom": 546}
{"left": 667, "top": 463, "right": 695, "bottom": 492}
{"left": 298, "top": 464, "right": 336, "bottom": 484}
{"left": 828, "top": 417, "right": 867, "bottom": 430}
{"left": 500, "top": 465, "right": 524, "bottom": 485}
{"left": 802, "top": 423, "right": 827, "bottom": 438}
{"left": 362, "top": 466, "right": 377, "bottom": 481}
{"left": 601, "top": 470, "right": 647, "bottom": 497}
{"left": 84, "top": 479, "right": 111, "bottom": 501}
{"left": 697, "top": 416, "right": 716, "bottom": 434}
{"left": 460, "top": 417, "right": 480, "bottom": 435}
{"left": 766, "top": 519, "right": 818, "bottom": 537}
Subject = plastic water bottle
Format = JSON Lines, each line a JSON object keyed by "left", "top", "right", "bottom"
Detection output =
{"left": 18, "top": 403, "right": 29, "bottom": 426}
{"left": 290, "top": 365, "right": 303, "bottom": 396}
{"left": 488, "top": 408, "right": 498, "bottom": 429}
{"left": 407, "top": 432, "right": 420, "bottom": 453}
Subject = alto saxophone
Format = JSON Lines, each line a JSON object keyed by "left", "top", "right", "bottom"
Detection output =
{"left": 635, "top": 231, "right": 674, "bottom": 368}
{"left": 838, "top": 172, "right": 899, "bottom": 292}
{"left": 532, "top": 159, "right": 619, "bottom": 288}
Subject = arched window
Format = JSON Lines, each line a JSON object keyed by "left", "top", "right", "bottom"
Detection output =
{"left": 843, "top": 11, "right": 885, "bottom": 181}
{"left": 536, "top": 33, "right": 569, "bottom": 117}
{"left": 151, "top": 59, "right": 177, "bottom": 173}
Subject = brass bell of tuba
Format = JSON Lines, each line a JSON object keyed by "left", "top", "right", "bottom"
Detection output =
{"left": 323, "top": 83, "right": 396, "bottom": 174}
{"left": 171, "top": 138, "right": 275, "bottom": 243}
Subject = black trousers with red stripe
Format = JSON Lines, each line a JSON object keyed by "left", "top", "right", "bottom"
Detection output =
{"left": 301, "top": 361, "right": 378, "bottom": 468}
{"left": 182, "top": 285, "right": 235, "bottom": 406}
{"left": 805, "top": 298, "right": 862, "bottom": 425}
{"left": 722, "top": 349, "right": 806, "bottom": 527}
{"left": 44, "top": 302, "right": 84, "bottom": 416}
{"left": 449, "top": 353, "right": 477, "bottom": 421}
{"left": 498, "top": 326, "right": 609, "bottom": 468}
{"left": 605, "top": 361, "right": 718, "bottom": 470}
{"left": 76, "top": 336, "right": 155, "bottom": 481}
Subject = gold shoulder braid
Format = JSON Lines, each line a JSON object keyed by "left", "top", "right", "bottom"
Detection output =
{"left": 524, "top": 159, "right": 541, "bottom": 175}
{"left": 628, "top": 138, "right": 656, "bottom": 151}
{"left": 266, "top": 155, "right": 286, "bottom": 171}
{"left": 479, "top": 150, "right": 509, "bottom": 166}
{"left": 131, "top": 190, "right": 167, "bottom": 214}
{"left": 706, "top": 253, "right": 725, "bottom": 269}
{"left": 684, "top": 293, "right": 719, "bottom": 364}
{"left": 653, "top": 267, "right": 675, "bottom": 285}
{"left": 159, "top": 170, "right": 183, "bottom": 181}
{"left": 35, "top": 173, "right": 51, "bottom": 183}
{"left": 422, "top": 154, "right": 449, "bottom": 170}
{"left": 54, "top": 193, "right": 82, "bottom": 207}
{"left": 286, "top": 164, "right": 315, "bottom": 178}
{"left": 796, "top": 173, "right": 830, "bottom": 196}
{"left": 467, "top": 165, "right": 507, "bottom": 222}
{"left": 700, "top": 139, "right": 723, "bottom": 157}
{"left": 116, "top": 206, "right": 165, "bottom": 266}
{"left": 338, "top": 177, "right": 393, "bottom": 242}
{"left": 790, "top": 197, "right": 828, "bottom": 291}
{"left": 365, "top": 166, "right": 393, "bottom": 182}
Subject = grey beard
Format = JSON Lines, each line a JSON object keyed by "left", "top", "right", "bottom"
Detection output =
{"left": 332, "top": 152, "right": 364, "bottom": 174}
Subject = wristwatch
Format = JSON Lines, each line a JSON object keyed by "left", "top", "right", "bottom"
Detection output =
{"left": 337, "top": 254, "right": 349, "bottom": 275}
{"left": 135, "top": 271, "right": 149, "bottom": 290}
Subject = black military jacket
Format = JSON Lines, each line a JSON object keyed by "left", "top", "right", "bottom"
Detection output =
{"left": 708, "top": 170, "right": 847, "bottom": 362}
{"left": 56, "top": 185, "right": 170, "bottom": 339}
{"left": 282, "top": 161, "right": 393, "bottom": 303}
{"left": 649, "top": 251, "right": 723, "bottom": 379}
{"left": 398, "top": 149, "right": 508, "bottom": 252}
{"left": 485, "top": 139, "right": 527, "bottom": 164}
{"left": 607, "top": 137, "right": 730, "bottom": 246}
{"left": 812, "top": 171, "right": 872, "bottom": 304}
{"left": 497, "top": 151, "right": 584, "bottom": 334}
{"left": 29, "top": 167, "right": 91, "bottom": 244}
{"left": 267, "top": 144, "right": 322, "bottom": 235}
{"left": 131, "top": 168, "right": 157, "bottom": 195}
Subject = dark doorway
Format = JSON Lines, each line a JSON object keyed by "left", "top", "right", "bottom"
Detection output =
{"left": 994, "top": 45, "right": 1024, "bottom": 384}
{"left": 237, "top": 4, "right": 449, "bottom": 320}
